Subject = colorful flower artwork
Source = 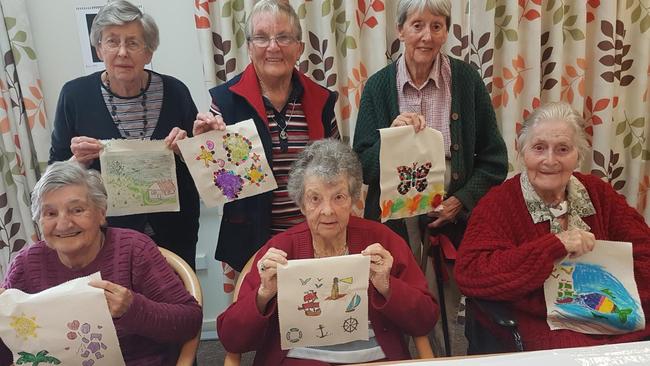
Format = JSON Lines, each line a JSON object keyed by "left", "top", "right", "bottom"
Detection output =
{"left": 378, "top": 126, "right": 446, "bottom": 222}
{"left": 177, "top": 119, "right": 278, "bottom": 207}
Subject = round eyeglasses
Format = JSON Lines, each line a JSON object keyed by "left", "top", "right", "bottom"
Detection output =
{"left": 100, "top": 38, "right": 147, "bottom": 53}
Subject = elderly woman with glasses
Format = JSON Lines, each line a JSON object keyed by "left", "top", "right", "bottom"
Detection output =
{"left": 353, "top": 0, "right": 507, "bottom": 246}
{"left": 48, "top": 0, "right": 200, "bottom": 269}
{"left": 193, "top": 0, "right": 339, "bottom": 272}
{"left": 217, "top": 139, "right": 438, "bottom": 365}
{"left": 0, "top": 161, "right": 202, "bottom": 366}
{"left": 455, "top": 102, "right": 650, "bottom": 352}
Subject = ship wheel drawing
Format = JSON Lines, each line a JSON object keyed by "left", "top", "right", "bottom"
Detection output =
{"left": 342, "top": 317, "right": 359, "bottom": 333}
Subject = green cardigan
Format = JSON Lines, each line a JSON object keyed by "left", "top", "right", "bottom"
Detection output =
{"left": 353, "top": 57, "right": 508, "bottom": 222}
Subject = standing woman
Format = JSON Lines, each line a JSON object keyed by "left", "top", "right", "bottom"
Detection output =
{"left": 193, "top": 0, "right": 339, "bottom": 271}
{"left": 353, "top": 0, "right": 507, "bottom": 245}
{"left": 49, "top": 0, "right": 200, "bottom": 268}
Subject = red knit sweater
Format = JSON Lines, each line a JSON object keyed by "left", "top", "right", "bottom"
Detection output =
{"left": 217, "top": 216, "right": 439, "bottom": 365}
{"left": 455, "top": 173, "right": 650, "bottom": 350}
{"left": 0, "top": 228, "right": 202, "bottom": 366}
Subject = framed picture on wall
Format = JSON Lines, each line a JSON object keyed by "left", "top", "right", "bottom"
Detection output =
{"left": 74, "top": 4, "right": 153, "bottom": 75}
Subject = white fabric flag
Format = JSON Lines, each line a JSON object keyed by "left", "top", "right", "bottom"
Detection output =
{"left": 0, "top": 272, "right": 125, "bottom": 366}
{"left": 177, "top": 119, "right": 277, "bottom": 207}
{"left": 277, "top": 254, "right": 371, "bottom": 350}
{"left": 378, "top": 126, "right": 445, "bottom": 222}
{"left": 100, "top": 139, "right": 179, "bottom": 216}
{"left": 543, "top": 240, "right": 645, "bottom": 334}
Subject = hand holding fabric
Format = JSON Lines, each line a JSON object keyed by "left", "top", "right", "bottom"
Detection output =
{"left": 362, "top": 243, "right": 394, "bottom": 298}
{"left": 390, "top": 112, "right": 426, "bottom": 132}
{"left": 89, "top": 279, "right": 133, "bottom": 318}
{"left": 556, "top": 228, "right": 595, "bottom": 258}
{"left": 256, "top": 247, "right": 288, "bottom": 312}
{"left": 70, "top": 136, "right": 103, "bottom": 166}
{"left": 164, "top": 127, "right": 188, "bottom": 155}
{"left": 427, "top": 196, "right": 464, "bottom": 228}
{"left": 193, "top": 112, "right": 226, "bottom": 136}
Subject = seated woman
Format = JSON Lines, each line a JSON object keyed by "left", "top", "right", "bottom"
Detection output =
{"left": 217, "top": 139, "right": 438, "bottom": 364}
{"left": 0, "top": 161, "right": 202, "bottom": 366}
{"left": 455, "top": 102, "right": 650, "bottom": 351}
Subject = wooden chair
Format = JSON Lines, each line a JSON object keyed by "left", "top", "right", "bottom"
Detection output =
{"left": 223, "top": 252, "right": 434, "bottom": 365}
{"left": 158, "top": 247, "right": 203, "bottom": 366}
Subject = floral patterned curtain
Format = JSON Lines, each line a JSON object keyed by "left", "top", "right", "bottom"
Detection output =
{"left": 0, "top": 0, "right": 50, "bottom": 281}
{"left": 195, "top": 0, "right": 649, "bottom": 221}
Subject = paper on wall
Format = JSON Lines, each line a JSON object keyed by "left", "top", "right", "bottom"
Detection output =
{"left": 0, "top": 272, "right": 125, "bottom": 365}
{"left": 100, "top": 139, "right": 179, "bottom": 216}
{"left": 177, "top": 119, "right": 277, "bottom": 207}
{"left": 378, "top": 126, "right": 446, "bottom": 222}
{"left": 543, "top": 240, "right": 645, "bottom": 334}
{"left": 277, "top": 254, "right": 371, "bottom": 350}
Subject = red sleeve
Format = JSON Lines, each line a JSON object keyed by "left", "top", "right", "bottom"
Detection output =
{"left": 454, "top": 185, "right": 568, "bottom": 301}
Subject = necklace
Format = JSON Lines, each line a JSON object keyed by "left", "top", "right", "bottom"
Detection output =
{"left": 313, "top": 244, "right": 349, "bottom": 258}
{"left": 548, "top": 200, "right": 568, "bottom": 218}
{"left": 103, "top": 71, "right": 149, "bottom": 138}
{"left": 272, "top": 98, "right": 297, "bottom": 142}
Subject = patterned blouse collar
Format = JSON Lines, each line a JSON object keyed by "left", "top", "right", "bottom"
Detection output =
{"left": 520, "top": 171, "right": 596, "bottom": 233}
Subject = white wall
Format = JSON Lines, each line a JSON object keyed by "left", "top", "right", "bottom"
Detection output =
{"left": 25, "top": 0, "right": 227, "bottom": 339}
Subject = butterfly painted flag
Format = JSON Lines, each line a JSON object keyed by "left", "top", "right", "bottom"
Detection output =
{"left": 378, "top": 126, "right": 445, "bottom": 222}
{"left": 277, "top": 254, "right": 371, "bottom": 350}
{"left": 543, "top": 240, "right": 645, "bottom": 334}
{"left": 177, "top": 119, "right": 277, "bottom": 207}
{"left": 100, "top": 139, "right": 179, "bottom": 216}
{"left": 0, "top": 272, "right": 125, "bottom": 366}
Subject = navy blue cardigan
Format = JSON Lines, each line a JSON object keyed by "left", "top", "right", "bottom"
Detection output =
{"left": 49, "top": 71, "right": 200, "bottom": 268}
{"left": 211, "top": 64, "right": 337, "bottom": 271}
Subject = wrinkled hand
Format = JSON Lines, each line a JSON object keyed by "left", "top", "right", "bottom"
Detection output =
{"left": 164, "top": 127, "right": 188, "bottom": 155}
{"left": 70, "top": 136, "right": 103, "bottom": 166}
{"left": 390, "top": 112, "right": 426, "bottom": 132}
{"left": 256, "top": 247, "right": 288, "bottom": 311}
{"left": 193, "top": 112, "right": 226, "bottom": 136}
{"left": 0, "top": 288, "right": 4, "bottom": 295}
{"left": 362, "top": 243, "right": 394, "bottom": 298}
{"left": 556, "top": 229, "right": 595, "bottom": 258}
{"left": 89, "top": 279, "right": 133, "bottom": 318}
{"left": 427, "top": 196, "right": 463, "bottom": 228}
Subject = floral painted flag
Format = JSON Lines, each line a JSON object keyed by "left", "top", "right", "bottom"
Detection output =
{"left": 277, "top": 254, "right": 371, "bottom": 350}
{"left": 378, "top": 126, "right": 445, "bottom": 222}
{"left": 0, "top": 272, "right": 125, "bottom": 366}
{"left": 100, "top": 139, "right": 179, "bottom": 216}
{"left": 544, "top": 240, "right": 645, "bottom": 334}
{"left": 177, "top": 119, "right": 277, "bottom": 207}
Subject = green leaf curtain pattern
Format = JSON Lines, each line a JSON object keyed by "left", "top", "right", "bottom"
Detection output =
{"left": 194, "top": 1, "right": 649, "bottom": 226}
{"left": 0, "top": 0, "right": 50, "bottom": 281}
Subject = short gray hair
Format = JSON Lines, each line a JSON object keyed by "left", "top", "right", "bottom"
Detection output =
{"left": 31, "top": 161, "right": 108, "bottom": 222}
{"left": 517, "top": 102, "right": 589, "bottom": 165}
{"left": 397, "top": 0, "right": 451, "bottom": 30}
{"left": 90, "top": 0, "right": 159, "bottom": 51}
{"left": 245, "top": 0, "right": 302, "bottom": 41}
{"left": 288, "top": 139, "right": 362, "bottom": 208}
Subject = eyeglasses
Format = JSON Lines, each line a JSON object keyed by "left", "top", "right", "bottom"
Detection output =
{"left": 100, "top": 38, "right": 147, "bottom": 53}
{"left": 248, "top": 34, "right": 298, "bottom": 48}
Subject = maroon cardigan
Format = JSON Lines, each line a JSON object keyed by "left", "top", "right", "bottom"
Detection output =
{"left": 217, "top": 216, "right": 438, "bottom": 365}
{"left": 455, "top": 173, "right": 650, "bottom": 350}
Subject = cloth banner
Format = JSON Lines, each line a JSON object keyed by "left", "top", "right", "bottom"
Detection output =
{"left": 0, "top": 272, "right": 125, "bottom": 365}
{"left": 543, "top": 240, "right": 645, "bottom": 334}
{"left": 277, "top": 254, "right": 370, "bottom": 350}
{"left": 378, "top": 126, "right": 445, "bottom": 222}
{"left": 99, "top": 139, "right": 179, "bottom": 216}
{"left": 177, "top": 119, "right": 277, "bottom": 207}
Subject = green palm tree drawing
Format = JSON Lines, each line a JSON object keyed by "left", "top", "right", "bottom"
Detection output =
{"left": 15, "top": 350, "right": 61, "bottom": 365}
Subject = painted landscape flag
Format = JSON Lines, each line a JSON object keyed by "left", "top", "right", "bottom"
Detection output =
{"left": 378, "top": 126, "right": 445, "bottom": 222}
{"left": 0, "top": 272, "right": 125, "bottom": 366}
{"left": 177, "top": 119, "right": 277, "bottom": 207}
{"left": 100, "top": 139, "right": 179, "bottom": 216}
{"left": 543, "top": 240, "right": 645, "bottom": 334}
{"left": 277, "top": 254, "right": 371, "bottom": 350}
